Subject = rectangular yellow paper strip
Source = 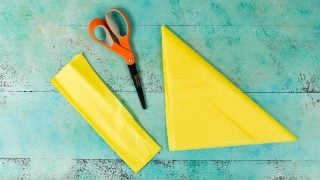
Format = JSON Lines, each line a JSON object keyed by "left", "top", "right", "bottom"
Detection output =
{"left": 51, "top": 54, "right": 160, "bottom": 173}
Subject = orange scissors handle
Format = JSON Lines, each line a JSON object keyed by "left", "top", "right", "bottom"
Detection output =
{"left": 88, "top": 8, "right": 147, "bottom": 109}
{"left": 88, "top": 9, "right": 135, "bottom": 65}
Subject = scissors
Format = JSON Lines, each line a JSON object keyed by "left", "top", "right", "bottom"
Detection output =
{"left": 88, "top": 8, "right": 146, "bottom": 109}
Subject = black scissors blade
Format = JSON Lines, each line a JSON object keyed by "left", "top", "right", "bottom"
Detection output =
{"left": 128, "top": 64, "right": 147, "bottom": 109}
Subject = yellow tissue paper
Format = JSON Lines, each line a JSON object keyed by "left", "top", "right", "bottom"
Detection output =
{"left": 51, "top": 54, "right": 160, "bottom": 173}
{"left": 161, "top": 26, "right": 297, "bottom": 151}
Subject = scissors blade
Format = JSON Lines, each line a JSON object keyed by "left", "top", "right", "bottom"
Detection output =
{"left": 128, "top": 64, "right": 147, "bottom": 109}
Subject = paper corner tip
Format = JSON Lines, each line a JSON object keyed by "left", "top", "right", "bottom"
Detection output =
{"left": 133, "top": 169, "right": 139, "bottom": 174}
{"left": 77, "top": 52, "right": 85, "bottom": 57}
{"left": 161, "top": 25, "right": 167, "bottom": 31}
{"left": 168, "top": 147, "right": 176, "bottom": 152}
{"left": 292, "top": 136, "right": 298, "bottom": 141}
{"left": 50, "top": 77, "right": 56, "bottom": 84}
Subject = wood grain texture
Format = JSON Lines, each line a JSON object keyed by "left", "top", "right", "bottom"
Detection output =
{"left": 0, "top": 0, "right": 319, "bottom": 179}
{"left": 1, "top": 92, "right": 319, "bottom": 160}
{"left": 1, "top": 25, "right": 320, "bottom": 93}
{"left": 1, "top": 158, "right": 319, "bottom": 179}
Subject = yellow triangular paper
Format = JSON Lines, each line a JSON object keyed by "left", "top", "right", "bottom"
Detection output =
{"left": 161, "top": 26, "right": 297, "bottom": 151}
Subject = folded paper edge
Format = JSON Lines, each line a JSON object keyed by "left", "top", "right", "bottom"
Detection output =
{"left": 51, "top": 53, "right": 161, "bottom": 173}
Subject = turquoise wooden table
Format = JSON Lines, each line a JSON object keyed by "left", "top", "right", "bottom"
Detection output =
{"left": 1, "top": 0, "right": 320, "bottom": 179}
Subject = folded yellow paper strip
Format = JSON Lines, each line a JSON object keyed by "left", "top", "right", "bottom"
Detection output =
{"left": 51, "top": 54, "right": 160, "bottom": 173}
{"left": 162, "top": 26, "right": 297, "bottom": 151}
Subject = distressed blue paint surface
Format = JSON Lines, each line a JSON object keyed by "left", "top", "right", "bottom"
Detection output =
{"left": 0, "top": 0, "right": 320, "bottom": 179}
{"left": 1, "top": 159, "right": 319, "bottom": 179}
{"left": 1, "top": 92, "right": 320, "bottom": 161}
